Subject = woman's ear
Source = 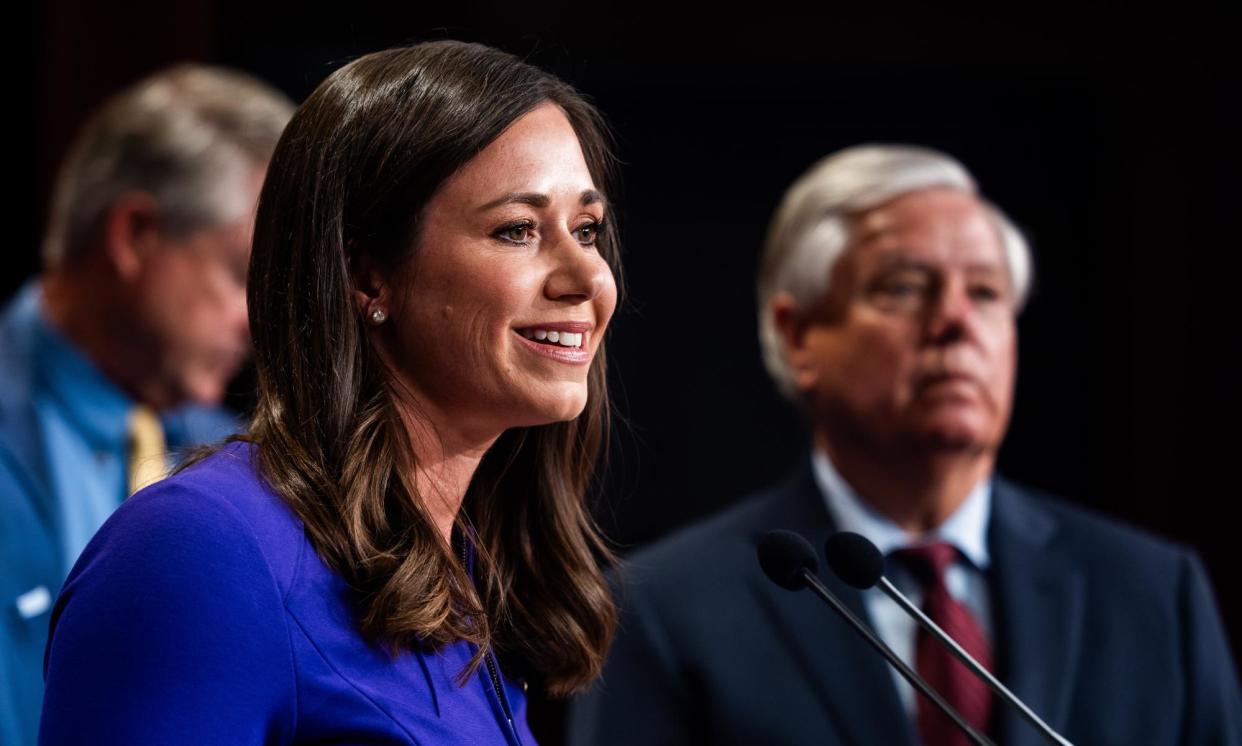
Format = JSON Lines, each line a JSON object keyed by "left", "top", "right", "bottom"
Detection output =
{"left": 351, "top": 249, "right": 390, "bottom": 324}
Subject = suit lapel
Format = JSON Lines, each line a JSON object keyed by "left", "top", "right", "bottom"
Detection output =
{"left": 750, "top": 466, "right": 917, "bottom": 746}
{"left": 988, "top": 480, "right": 1084, "bottom": 746}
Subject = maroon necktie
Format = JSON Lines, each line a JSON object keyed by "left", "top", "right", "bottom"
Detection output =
{"left": 890, "top": 543, "right": 993, "bottom": 746}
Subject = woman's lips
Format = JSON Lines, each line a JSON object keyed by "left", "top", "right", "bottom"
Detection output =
{"left": 513, "top": 329, "right": 593, "bottom": 364}
{"left": 516, "top": 321, "right": 593, "bottom": 333}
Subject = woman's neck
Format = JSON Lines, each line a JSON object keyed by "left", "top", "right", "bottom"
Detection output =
{"left": 395, "top": 398, "right": 498, "bottom": 544}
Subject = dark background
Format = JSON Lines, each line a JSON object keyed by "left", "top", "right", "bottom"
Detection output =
{"left": 22, "top": 1, "right": 1241, "bottom": 740}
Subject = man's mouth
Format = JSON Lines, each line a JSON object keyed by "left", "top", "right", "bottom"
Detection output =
{"left": 915, "top": 367, "right": 975, "bottom": 385}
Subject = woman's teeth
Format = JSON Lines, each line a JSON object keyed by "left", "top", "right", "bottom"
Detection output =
{"left": 519, "top": 329, "right": 584, "bottom": 348}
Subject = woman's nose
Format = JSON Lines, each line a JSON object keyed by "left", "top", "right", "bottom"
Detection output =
{"left": 543, "top": 231, "right": 612, "bottom": 302}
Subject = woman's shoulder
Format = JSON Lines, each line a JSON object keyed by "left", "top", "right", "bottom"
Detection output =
{"left": 44, "top": 441, "right": 302, "bottom": 744}
{"left": 96, "top": 439, "right": 306, "bottom": 593}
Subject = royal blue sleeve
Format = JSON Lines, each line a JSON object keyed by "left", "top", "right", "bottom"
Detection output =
{"left": 39, "top": 482, "right": 297, "bottom": 745}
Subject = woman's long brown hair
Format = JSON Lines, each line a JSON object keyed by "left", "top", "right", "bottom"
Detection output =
{"left": 244, "top": 41, "right": 620, "bottom": 695}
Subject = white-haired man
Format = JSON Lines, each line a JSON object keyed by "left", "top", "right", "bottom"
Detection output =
{"left": 0, "top": 65, "right": 293, "bottom": 746}
{"left": 569, "top": 145, "right": 1242, "bottom": 745}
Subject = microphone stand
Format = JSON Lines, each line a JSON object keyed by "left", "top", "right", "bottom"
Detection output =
{"left": 876, "top": 577, "right": 1074, "bottom": 746}
{"left": 798, "top": 568, "right": 996, "bottom": 746}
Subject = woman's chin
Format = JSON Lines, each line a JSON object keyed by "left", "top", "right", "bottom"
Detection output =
{"left": 516, "top": 387, "right": 590, "bottom": 427}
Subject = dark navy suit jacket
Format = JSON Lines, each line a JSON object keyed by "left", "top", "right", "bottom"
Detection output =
{"left": 569, "top": 464, "right": 1242, "bottom": 745}
{"left": 0, "top": 282, "right": 237, "bottom": 746}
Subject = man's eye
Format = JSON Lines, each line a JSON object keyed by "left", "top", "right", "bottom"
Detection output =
{"left": 970, "top": 284, "right": 1002, "bottom": 302}
{"left": 880, "top": 281, "right": 925, "bottom": 297}
{"left": 495, "top": 223, "right": 534, "bottom": 243}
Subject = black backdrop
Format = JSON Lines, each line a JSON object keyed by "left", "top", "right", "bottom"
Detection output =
{"left": 22, "top": 2, "right": 1242, "bottom": 740}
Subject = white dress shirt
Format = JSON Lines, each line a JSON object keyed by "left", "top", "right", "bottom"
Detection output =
{"left": 811, "top": 449, "right": 994, "bottom": 717}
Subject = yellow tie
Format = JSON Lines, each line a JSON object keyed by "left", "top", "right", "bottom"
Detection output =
{"left": 127, "top": 406, "right": 168, "bottom": 496}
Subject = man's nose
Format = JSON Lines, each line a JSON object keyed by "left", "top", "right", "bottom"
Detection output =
{"left": 925, "top": 280, "right": 971, "bottom": 343}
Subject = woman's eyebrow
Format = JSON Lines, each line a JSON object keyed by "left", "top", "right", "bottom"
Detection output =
{"left": 478, "top": 189, "right": 605, "bottom": 212}
{"left": 479, "top": 192, "right": 549, "bottom": 211}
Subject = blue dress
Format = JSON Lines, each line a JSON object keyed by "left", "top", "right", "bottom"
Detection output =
{"left": 40, "top": 441, "right": 536, "bottom": 745}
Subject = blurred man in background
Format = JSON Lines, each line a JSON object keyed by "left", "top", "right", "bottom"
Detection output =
{"left": 570, "top": 145, "right": 1242, "bottom": 745}
{"left": 0, "top": 65, "right": 292, "bottom": 746}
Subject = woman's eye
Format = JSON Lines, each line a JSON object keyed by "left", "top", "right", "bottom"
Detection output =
{"left": 573, "top": 221, "right": 603, "bottom": 246}
{"left": 495, "top": 223, "right": 534, "bottom": 243}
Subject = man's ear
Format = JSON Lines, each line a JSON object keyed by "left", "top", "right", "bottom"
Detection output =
{"left": 101, "top": 192, "right": 162, "bottom": 281}
{"left": 771, "top": 292, "right": 820, "bottom": 392}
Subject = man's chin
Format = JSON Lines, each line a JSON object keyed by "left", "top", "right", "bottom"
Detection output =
{"left": 907, "top": 416, "right": 997, "bottom": 454}
{"left": 178, "top": 376, "right": 231, "bottom": 408}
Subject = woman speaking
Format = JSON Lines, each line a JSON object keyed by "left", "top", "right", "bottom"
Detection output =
{"left": 41, "top": 41, "right": 620, "bottom": 745}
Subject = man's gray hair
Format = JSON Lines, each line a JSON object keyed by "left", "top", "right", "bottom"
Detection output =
{"left": 42, "top": 64, "right": 295, "bottom": 267}
{"left": 756, "top": 144, "right": 1033, "bottom": 401}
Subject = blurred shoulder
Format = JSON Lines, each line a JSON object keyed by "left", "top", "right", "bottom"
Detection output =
{"left": 163, "top": 404, "right": 243, "bottom": 449}
{"left": 618, "top": 477, "right": 800, "bottom": 603}
{"left": 630, "top": 494, "right": 773, "bottom": 567}
{"left": 996, "top": 477, "right": 1197, "bottom": 579}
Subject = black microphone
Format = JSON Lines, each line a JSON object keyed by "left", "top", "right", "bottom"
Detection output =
{"left": 824, "top": 531, "right": 1074, "bottom": 746}
{"left": 756, "top": 530, "right": 995, "bottom": 746}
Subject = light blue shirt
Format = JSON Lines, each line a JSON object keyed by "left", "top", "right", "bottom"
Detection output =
{"left": 811, "top": 448, "right": 993, "bottom": 717}
{"left": 29, "top": 294, "right": 134, "bottom": 572}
